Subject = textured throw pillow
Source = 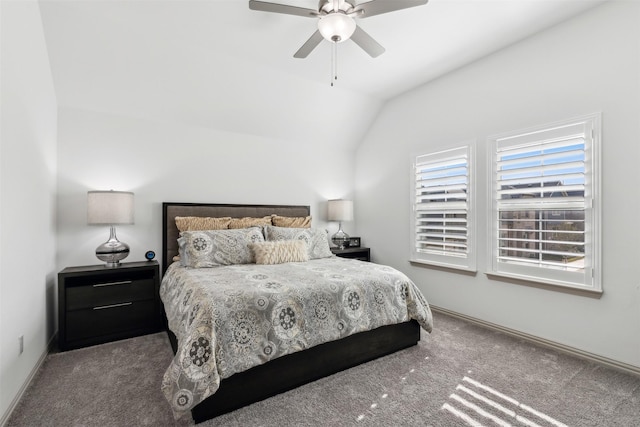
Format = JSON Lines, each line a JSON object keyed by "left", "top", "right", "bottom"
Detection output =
{"left": 229, "top": 216, "right": 272, "bottom": 229}
{"left": 264, "top": 226, "right": 333, "bottom": 260}
{"left": 271, "top": 215, "right": 312, "bottom": 228}
{"left": 249, "top": 240, "right": 309, "bottom": 265}
{"left": 175, "top": 216, "right": 231, "bottom": 232}
{"left": 178, "top": 228, "right": 264, "bottom": 267}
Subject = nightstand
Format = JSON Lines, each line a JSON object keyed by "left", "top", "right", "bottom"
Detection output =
{"left": 331, "top": 247, "right": 371, "bottom": 262}
{"left": 58, "top": 261, "right": 162, "bottom": 351}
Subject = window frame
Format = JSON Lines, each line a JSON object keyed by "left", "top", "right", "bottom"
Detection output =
{"left": 487, "top": 114, "right": 601, "bottom": 293}
{"left": 410, "top": 143, "right": 476, "bottom": 272}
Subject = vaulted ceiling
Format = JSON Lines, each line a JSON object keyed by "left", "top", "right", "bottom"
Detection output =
{"left": 39, "top": 0, "right": 606, "bottom": 150}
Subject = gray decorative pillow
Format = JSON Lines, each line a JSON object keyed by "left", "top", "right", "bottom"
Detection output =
{"left": 264, "top": 226, "right": 333, "bottom": 260}
{"left": 178, "top": 228, "right": 264, "bottom": 267}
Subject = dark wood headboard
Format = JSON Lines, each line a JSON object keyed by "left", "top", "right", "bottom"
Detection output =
{"left": 162, "top": 202, "right": 311, "bottom": 273}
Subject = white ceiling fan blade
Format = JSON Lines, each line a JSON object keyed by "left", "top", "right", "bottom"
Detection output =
{"left": 354, "top": 0, "right": 428, "bottom": 18}
{"left": 294, "top": 30, "right": 324, "bottom": 58}
{"left": 249, "top": 0, "right": 318, "bottom": 18}
{"left": 350, "top": 25, "right": 385, "bottom": 58}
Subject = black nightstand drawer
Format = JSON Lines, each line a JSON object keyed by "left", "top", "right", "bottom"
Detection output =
{"left": 58, "top": 261, "right": 161, "bottom": 351}
{"left": 66, "top": 299, "right": 158, "bottom": 342}
{"left": 66, "top": 277, "right": 155, "bottom": 310}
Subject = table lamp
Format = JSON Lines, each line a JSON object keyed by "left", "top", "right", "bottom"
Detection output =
{"left": 87, "top": 190, "right": 134, "bottom": 267}
{"left": 327, "top": 199, "right": 353, "bottom": 249}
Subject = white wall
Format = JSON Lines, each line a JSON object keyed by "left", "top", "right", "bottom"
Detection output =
{"left": 355, "top": 1, "right": 640, "bottom": 368}
{"left": 57, "top": 107, "right": 355, "bottom": 271}
{"left": 0, "top": 0, "right": 58, "bottom": 421}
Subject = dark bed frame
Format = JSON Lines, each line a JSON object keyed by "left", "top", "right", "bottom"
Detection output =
{"left": 161, "top": 202, "right": 420, "bottom": 423}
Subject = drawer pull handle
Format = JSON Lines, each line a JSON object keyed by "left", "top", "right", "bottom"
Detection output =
{"left": 93, "top": 302, "right": 132, "bottom": 310}
{"left": 93, "top": 280, "right": 133, "bottom": 288}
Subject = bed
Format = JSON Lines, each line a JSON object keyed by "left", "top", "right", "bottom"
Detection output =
{"left": 160, "top": 202, "right": 433, "bottom": 423}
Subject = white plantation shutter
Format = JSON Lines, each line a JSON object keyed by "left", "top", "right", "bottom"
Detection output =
{"left": 412, "top": 145, "right": 475, "bottom": 271}
{"left": 489, "top": 115, "right": 600, "bottom": 291}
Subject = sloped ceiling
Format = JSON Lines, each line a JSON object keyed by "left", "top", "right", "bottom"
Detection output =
{"left": 39, "top": 0, "right": 606, "bottom": 150}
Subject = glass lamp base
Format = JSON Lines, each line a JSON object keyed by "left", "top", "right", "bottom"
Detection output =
{"left": 331, "top": 227, "right": 350, "bottom": 250}
{"left": 95, "top": 226, "right": 130, "bottom": 267}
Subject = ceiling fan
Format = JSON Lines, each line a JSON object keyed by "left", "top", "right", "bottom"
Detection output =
{"left": 249, "top": 0, "right": 429, "bottom": 59}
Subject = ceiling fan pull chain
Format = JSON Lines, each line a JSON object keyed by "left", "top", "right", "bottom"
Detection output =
{"left": 329, "top": 44, "right": 334, "bottom": 87}
{"left": 334, "top": 42, "right": 338, "bottom": 83}
{"left": 330, "top": 42, "right": 338, "bottom": 86}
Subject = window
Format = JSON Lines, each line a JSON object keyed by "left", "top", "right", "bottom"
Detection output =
{"left": 488, "top": 114, "right": 600, "bottom": 292}
{"left": 411, "top": 145, "right": 475, "bottom": 271}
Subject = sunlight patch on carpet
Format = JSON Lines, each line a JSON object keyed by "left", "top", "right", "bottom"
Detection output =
{"left": 356, "top": 392, "right": 390, "bottom": 423}
{"left": 441, "top": 376, "right": 569, "bottom": 427}
{"left": 355, "top": 366, "right": 419, "bottom": 423}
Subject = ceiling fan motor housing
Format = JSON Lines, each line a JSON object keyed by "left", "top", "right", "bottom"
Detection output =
{"left": 319, "top": 0, "right": 355, "bottom": 14}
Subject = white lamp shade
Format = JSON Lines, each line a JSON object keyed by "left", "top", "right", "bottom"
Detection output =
{"left": 327, "top": 199, "right": 353, "bottom": 222}
{"left": 317, "top": 13, "right": 356, "bottom": 43}
{"left": 87, "top": 190, "right": 134, "bottom": 225}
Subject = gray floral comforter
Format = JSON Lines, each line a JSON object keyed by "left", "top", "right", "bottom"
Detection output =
{"left": 160, "top": 257, "right": 433, "bottom": 418}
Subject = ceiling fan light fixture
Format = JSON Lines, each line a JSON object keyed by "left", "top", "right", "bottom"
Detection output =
{"left": 317, "top": 13, "right": 356, "bottom": 43}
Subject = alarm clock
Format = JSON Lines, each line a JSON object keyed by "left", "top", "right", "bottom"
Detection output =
{"left": 145, "top": 250, "right": 156, "bottom": 261}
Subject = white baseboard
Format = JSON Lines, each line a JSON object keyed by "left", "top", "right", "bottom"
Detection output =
{"left": 0, "top": 333, "right": 56, "bottom": 427}
{"left": 431, "top": 305, "right": 640, "bottom": 377}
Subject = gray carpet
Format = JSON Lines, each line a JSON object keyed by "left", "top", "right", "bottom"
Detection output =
{"left": 7, "top": 312, "right": 640, "bottom": 426}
